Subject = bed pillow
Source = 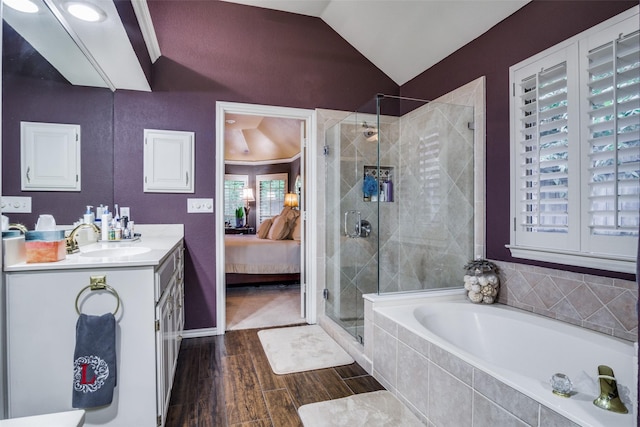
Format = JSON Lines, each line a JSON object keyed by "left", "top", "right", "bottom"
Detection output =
{"left": 290, "top": 215, "right": 302, "bottom": 241}
{"left": 257, "top": 218, "right": 273, "bottom": 239}
{"left": 267, "top": 214, "right": 290, "bottom": 240}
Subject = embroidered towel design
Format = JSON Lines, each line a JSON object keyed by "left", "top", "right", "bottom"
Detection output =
{"left": 72, "top": 313, "right": 117, "bottom": 409}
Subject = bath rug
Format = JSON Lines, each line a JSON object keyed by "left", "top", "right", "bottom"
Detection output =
{"left": 257, "top": 324, "right": 354, "bottom": 374}
{"left": 298, "top": 390, "right": 423, "bottom": 427}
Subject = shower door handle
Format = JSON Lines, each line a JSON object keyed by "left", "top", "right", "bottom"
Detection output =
{"left": 344, "top": 211, "right": 370, "bottom": 238}
{"left": 344, "top": 210, "right": 360, "bottom": 238}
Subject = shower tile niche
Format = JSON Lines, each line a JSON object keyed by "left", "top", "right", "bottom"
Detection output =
{"left": 363, "top": 165, "right": 394, "bottom": 202}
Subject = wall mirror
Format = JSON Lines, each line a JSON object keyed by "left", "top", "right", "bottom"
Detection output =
{"left": 2, "top": 0, "right": 115, "bottom": 225}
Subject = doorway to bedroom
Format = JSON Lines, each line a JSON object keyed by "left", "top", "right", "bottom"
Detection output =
{"left": 215, "top": 102, "right": 316, "bottom": 333}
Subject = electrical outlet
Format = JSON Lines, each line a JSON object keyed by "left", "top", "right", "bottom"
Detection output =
{"left": 187, "top": 198, "right": 213, "bottom": 213}
{"left": 1, "top": 196, "right": 32, "bottom": 213}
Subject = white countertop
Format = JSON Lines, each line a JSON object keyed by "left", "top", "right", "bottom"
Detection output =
{"left": 0, "top": 410, "right": 85, "bottom": 427}
{"left": 4, "top": 224, "right": 184, "bottom": 272}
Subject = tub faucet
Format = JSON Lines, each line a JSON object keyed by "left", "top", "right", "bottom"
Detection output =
{"left": 66, "top": 223, "right": 101, "bottom": 254}
{"left": 593, "top": 365, "right": 628, "bottom": 414}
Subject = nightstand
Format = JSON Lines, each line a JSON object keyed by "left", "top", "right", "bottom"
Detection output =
{"left": 225, "top": 227, "right": 255, "bottom": 235}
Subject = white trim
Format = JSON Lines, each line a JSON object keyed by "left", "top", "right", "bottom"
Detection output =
{"left": 507, "top": 245, "right": 636, "bottom": 274}
{"left": 181, "top": 327, "right": 218, "bottom": 339}
{"left": 216, "top": 101, "right": 317, "bottom": 335}
{"left": 131, "top": 0, "right": 162, "bottom": 63}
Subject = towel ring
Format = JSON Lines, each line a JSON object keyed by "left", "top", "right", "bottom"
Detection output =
{"left": 75, "top": 276, "right": 121, "bottom": 316}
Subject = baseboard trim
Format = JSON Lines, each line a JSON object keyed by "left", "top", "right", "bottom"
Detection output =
{"left": 181, "top": 327, "right": 220, "bottom": 338}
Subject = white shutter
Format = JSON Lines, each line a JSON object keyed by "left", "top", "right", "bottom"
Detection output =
{"left": 224, "top": 174, "right": 248, "bottom": 223}
{"left": 256, "top": 173, "right": 288, "bottom": 225}
{"left": 512, "top": 48, "right": 580, "bottom": 251}
{"left": 586, "top": 31, "right": 639, "bottom": 235}
{"left": 581, "top": 18, "right": 639, "bottom": 258}
{"left": 510, "top": 7, "right": 638, "bottom": 272}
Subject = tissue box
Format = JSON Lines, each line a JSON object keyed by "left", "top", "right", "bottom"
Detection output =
{"left": 25, "top": 230, "right": 66, "bottom": 263}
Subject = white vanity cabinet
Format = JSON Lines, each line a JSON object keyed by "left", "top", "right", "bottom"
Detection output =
{"left": 5, "top": 241, "right": 184, "bottom": 427}
{"left": 155, "top": 244, "right": 184, "bottom": 425}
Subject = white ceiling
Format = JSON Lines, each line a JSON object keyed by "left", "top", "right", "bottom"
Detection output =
{"left": 223, "top": 0, "right": 531, "bottom": 85}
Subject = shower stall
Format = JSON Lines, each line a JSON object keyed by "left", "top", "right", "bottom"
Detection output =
{"left": 324, "top": 94, "right": 475, "bottom": 341}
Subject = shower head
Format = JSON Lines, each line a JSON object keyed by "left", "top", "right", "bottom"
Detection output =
{"left": 362, "top": 122, "right": 378, "bottom": 141}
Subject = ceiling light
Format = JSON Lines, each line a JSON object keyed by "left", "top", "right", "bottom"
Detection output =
{"left": 65, "top": 2, "right": 106, "bottom": 22}
{"left": 4, "top": 0, "right": 39, "bottom": 13}
{"left": 226, "top": 119, "right": 236, "bottom": 124}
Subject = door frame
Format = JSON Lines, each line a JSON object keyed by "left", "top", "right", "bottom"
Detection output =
{"left": 215, "top": 101, "right": 317, "bottom": 333}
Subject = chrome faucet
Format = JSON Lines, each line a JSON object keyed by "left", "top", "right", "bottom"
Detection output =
{"left": 66, "top": 223, "right": 101, "bottom": 254}
{"left": 593, "top": 365, "right": 628, "bottom": 414}
{"left": 8, "top": 223, "right": 28, "bottom": 234}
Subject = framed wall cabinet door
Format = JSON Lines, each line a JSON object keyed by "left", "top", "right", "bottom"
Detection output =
{"left": 143, "top": 129, "right": 195, "bottom": 193}
{"left": 20, "top": 121, "right": 81, "bottom": 191}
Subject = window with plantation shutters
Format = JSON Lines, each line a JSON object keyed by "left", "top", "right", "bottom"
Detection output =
{"left": 224, "top": 174, "right": 248, "bottom": 224}
{"left": 256, "top": 173, "right": 288, "bottom": 225}
{"left": 585, "top": 30, "right": 640, "bottom": 239}
{"left": 509, "top": 7, "right": 639, "bottom": 273}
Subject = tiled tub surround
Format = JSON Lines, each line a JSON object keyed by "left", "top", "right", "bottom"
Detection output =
{"left": 366, "top": 291, "right": 637, "bottom": 427}
{"left": 494, "top": 261, "right": 638, "bottom": 342}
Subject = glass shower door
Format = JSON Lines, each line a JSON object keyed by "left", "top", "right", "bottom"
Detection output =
{"left": 324, "top": 113, "right": 379, "bottom": 343}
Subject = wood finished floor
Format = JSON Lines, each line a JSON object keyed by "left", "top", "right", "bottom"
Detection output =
{"left": 165, "top": 326, "right": 384, "bottom": 426}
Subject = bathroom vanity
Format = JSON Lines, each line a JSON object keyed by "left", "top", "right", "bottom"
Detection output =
{"left": 3, "top": 225, "right": 184, "bottom": 427}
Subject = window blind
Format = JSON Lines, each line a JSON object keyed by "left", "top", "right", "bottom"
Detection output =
{"left": 224, "top": 174, "right": 247, "bottom": 223}
{"left": 256, "top": 173, "right": 287, "bottom": 225}
{"left": 517, "top": 62, "right": 569, "bottom": 234}
{"left": 586, "top": 30, "right": 640, "bottom": 237}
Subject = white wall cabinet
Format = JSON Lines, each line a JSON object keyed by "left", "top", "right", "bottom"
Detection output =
{"left": 143, "top": 129, "right": 194, "bottom": 193}
{"left": 5, "top": 242, "right": 184, "bottom": 427}
{"left": 20, "top": 121, "right": 81, "bottom": 191}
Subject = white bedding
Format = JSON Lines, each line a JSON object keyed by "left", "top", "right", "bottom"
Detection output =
{"left": 225, "top": 234, "right": 301, "bottom": 274}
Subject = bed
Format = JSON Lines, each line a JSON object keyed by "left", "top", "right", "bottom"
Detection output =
{"left": 225, "top": 234, "right": 301, "bottom": 285}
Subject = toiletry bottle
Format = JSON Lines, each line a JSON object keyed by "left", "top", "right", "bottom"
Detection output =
{"left": 101, "top": 207, "right": 111, "bottom": 241}
{"left": 84, "top": 205, "right": 95, "bottom": 225}
{"left": 95, "top": 204, "right": 104, "bottom": 228}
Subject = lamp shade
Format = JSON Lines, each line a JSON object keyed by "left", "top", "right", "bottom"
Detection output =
{"left": 284, "top": 193, "right": 299, "bottom": 208}
{"left": 242, "top": 187, "right": 255, "bottom": 202}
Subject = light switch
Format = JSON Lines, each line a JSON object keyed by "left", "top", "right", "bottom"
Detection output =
{"left": 1, "top": 196, "right": 32, "bottom": 213}
{"left": 187, "top": 198, "right": 213, "bottom": 213}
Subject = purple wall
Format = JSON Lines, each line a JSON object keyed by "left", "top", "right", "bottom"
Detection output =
{"left": 401, "top": 0, "right": 637, "bottom": 281}
{"left": 113, "top": 1, "right": 397, "bottom": 329}
{"left": 4, "top": 1, "right": 636, "bottom": 332}
{"left": 3, "top": 76, "right": 114, "bottom": 227}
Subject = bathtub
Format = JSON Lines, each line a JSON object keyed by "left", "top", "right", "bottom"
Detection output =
{"left": 370, "top": 292, "right": 637, "bottom": 427}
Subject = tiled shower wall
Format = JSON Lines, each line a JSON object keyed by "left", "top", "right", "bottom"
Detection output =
{"left": 494, "top": 260, "right": 638, "bottom": 342}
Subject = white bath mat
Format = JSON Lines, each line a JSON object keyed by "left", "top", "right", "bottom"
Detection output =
{"left": 298, "top": 391, "right": 423, "bottom": 427}
{"left": 257, "top": 325, "right": 354, "bottom": 374}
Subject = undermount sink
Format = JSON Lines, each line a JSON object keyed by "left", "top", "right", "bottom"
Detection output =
{"left": 79, "top": 246, "right": 152, "bottom": 258}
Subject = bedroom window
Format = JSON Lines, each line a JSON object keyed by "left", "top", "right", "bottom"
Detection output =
{"left": 508, "top": 7, "right": 639, "bottom": 274}
{"left": 224, "top": 174, "right": 248, "bottom": 224}
{"left": 256, "top": 173, "right": 288, "bottom": 225}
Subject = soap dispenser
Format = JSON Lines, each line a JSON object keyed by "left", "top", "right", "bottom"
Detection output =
{"left": 84, "top": 205, "right": 95, "bottom": 225}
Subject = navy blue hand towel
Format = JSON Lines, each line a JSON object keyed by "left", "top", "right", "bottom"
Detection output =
{"left": 72, "top": 313, "right": 117, "bottom": 409}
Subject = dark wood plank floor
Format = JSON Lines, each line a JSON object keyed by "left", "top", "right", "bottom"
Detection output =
{"left": 165, "top": 326, "right": 384, "bottom": 427}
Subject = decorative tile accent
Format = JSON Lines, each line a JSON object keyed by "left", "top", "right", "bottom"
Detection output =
{"left": 494, "top": 260, "right": 637, "bottom": 341}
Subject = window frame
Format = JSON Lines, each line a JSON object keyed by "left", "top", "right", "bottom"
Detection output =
{"left": 224, "top": 174, "right": 248, "bottom": 224}
{"left": 508, "top": 7, "right": 639, "bottom": 274}
{"left": 256, "top": 173, "right": 288, "bottom": 226}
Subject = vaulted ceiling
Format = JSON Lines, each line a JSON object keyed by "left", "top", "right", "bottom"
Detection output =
{"left": 4, "top": 0, "right": 532, "bottom": 163}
